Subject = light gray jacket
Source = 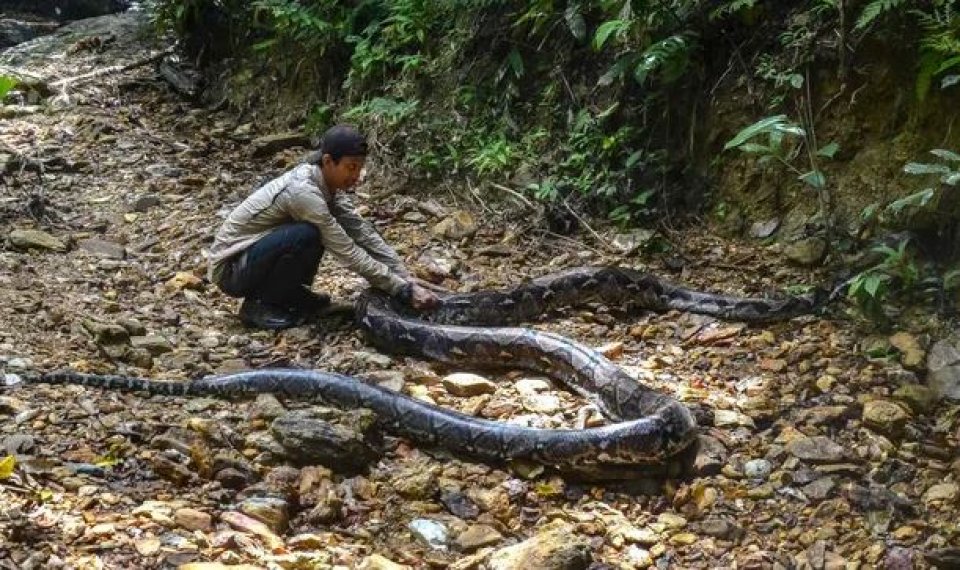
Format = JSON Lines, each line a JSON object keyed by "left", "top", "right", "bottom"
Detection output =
{"left": 207, "top": 164, "right": 410, "bottom": 294}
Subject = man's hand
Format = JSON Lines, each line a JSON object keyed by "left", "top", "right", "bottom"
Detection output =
{"left": 409, "top": 284, "right": 440, "bottom": 311}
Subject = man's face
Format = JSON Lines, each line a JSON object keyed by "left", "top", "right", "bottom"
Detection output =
{"left": 322, "top": 155, "right": 366, "bottom": 191}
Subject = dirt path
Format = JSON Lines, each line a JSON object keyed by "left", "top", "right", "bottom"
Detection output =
{"left": 1, "top": 10, "right": 957, "bottom": 570}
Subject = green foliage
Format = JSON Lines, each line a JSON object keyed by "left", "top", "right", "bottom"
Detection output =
{"left": 855, "top": 0, "right": 907, "bottom": 30}
{"left": 0, "top": 75, "right": 17, "bottom": 100}
{"left": 848, "top": 239, "right": 918, "bottom": 323}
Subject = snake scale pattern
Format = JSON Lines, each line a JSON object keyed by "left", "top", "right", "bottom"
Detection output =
{"left": 23, "top": 267, "right": 821, "bottom": 474}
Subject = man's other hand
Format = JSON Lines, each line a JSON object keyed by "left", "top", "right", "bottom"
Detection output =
{"left": 410, "top": 284, "right": 440, "bottom": 311}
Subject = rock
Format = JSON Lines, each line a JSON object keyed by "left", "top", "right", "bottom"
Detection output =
{"left": 657, "top": 512, "right": 687, "bottom": 530}
{"left": 744, "top": 459, "right": 772, "bottom": 479}
{"left": 165, "top": 272, "right": 204, "bottom": 292}
{"left": 0, "top": 18, "right": 60, "bottom": 49}
{"left": 362, "top": 370, "right": 405, "bottom": 392}
{"left": 0, "top": 396, "right": 27, "bottom": 415}
{"left": 487, "top": 524, "right": 590, "bottom": 570}
{"left": 358, "top": 555, "right": 411, "bottom": 570}
{"left": 83, "top": 319, "right": 130, "bottom": 345}
{"left": 174, "top": 508, "right": 212, "bottom": 532}
{"left": 611, "top": 230, "right": 654, "bottom": 254}
{"left": 408, "top": 519, "right": 448, "bottom": 550}
{"left": 862, "top": 400, "right": 912, "bottom": 436}
{"left": 270, "top": 409, "right": 378, "bottom": 472}
{"left": 441, "top": 490, "right": 480, "bottom": 519}
{"left": 698, "top": 518, "right": 737, "bottom": 539}
{"left": 692, "top": 435, "right": 727, "bottom": 476}
{"left": 786, "top": 436, "right": 846, "bottom": 463}
{"left": 922, "top": 483, "right": 958, "bottom": 504}
{"left": 893, "top": 384, "right": 936, "bottom": 414}
{"left": 750, "top": 218, "right": 780, "bottom": 239}
{"left": 889, "top": 332, "right": 925, "bottom": 370}
{"left": 239, "top": 497, "right": 290, "bottom": 533}
{"left": 928, "top": 336, "right": 960, "bottom": 400}
{"left": 8, "top": 229, "right": 66, "bottom": 252}
{"left": 251, "top": 394, "right": 286, "bottom": 420}
{"left": 432, "top": 210, "right": 478, "bottom": 240}
{"left": 597, "top": 341, "right": 624, "bottom": 359}
{"left": 442, "top": 373, "right": 497, "bottom": 397}
{"left": 391, "top": 466, "right": 437, "bottom": 500}
{"left": 130, "top": 334, "right": 173, "bottom": 356}
{"left": 178, "top": 564, "right": 264, "bottom": 570}
{"left": 418, "top": 251, "right": 460, "bottom": 281}
{"left": 455, "top": 524, "right": 503, "bottom": 551}
{"left": 250, "top": 132, "right": 311, "bottom": 157}
{"left": 3, "top": 433, "right": 35, "bottom": 455}
{"left": 801, "top": 477, "right": 836, "bottom": 501}
{"left": 784, "top": 237, "right": 827, "bottom": 266}
{"left": 131, "top": 194, "right": 161, "bottom": 212}
{"left": 77, "top": 238, "right": 126, "bottom": 259}
{"left": 220, "top": 511, "right": 284, "bottom": 551}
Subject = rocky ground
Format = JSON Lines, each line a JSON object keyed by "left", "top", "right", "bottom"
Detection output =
{"left": 2, "top": 10, "right": 960, "bottom": 570}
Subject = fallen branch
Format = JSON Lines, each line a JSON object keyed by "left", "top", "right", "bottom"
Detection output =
{"left": 50, "top": 46, "right": 175, "bottom": 88}
{"left": 491, "top": 183, "right": 537, "bottom": 210}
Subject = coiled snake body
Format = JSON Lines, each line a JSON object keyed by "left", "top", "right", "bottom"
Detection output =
{"left": 22, "top": 267, "right": 820, "bottom": 474}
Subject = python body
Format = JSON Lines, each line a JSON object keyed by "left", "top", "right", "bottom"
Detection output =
{"left": 19, "top": 267, "right": 820, "bottom": 474}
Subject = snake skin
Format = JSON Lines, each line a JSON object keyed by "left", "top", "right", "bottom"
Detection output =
{"left": 26, "top": 266, "right": 821, "bottom": 472}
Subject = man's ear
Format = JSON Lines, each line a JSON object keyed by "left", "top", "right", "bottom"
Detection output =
{"left": 320, "top": 153, "right": 333, "bottom": 168}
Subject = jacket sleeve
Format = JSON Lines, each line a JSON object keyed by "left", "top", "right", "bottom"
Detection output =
{"left": 332, "top": 194, "right": 412, "bottom": 278}
{"left": 284, "top": 186, "right": 408, "bottom": 295}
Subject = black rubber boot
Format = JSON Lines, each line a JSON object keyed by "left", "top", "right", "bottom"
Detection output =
{"left": 239, "top": 298, "right": 303, "bottom": 330}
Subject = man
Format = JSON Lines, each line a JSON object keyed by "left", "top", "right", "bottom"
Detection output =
{"left": 208, "top": 124, "right": 438, "bottom": 329}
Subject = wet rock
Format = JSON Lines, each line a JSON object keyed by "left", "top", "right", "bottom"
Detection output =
{"left": 215, "top": 467, "right": 254, "bottom": 490}
{"left": 927, "top": 336, "right": 960, "bottom": 400}
{"left": 77, "top": 238, "right": 126, "bottom": 259}
{"left": 239, "top": 497, "right": 290, "bottom": 533}
{"left": 442, "top": 373, "right": 497, "bottom": 397}
{"left": 862, "top": 400, "right": 911, "bottom": 436}
{"left": 893, "top": 384, "right": 936, "bottom": 414}
{"left": 889, "top": 332, "right": 924, "bottom": 370}
{"left": 130, "top": 334, "right": 173, "bottom": 356}
{"left": 8, "top": 229, "right": 66, "bottom": 252}
{"left": 409, "top": 519, "right": 448, "bottom": 550}
{"left": 784, "top": 237, "right": 827, "bottom": 266}
{"left": 487, "top": 524, "right": 590, "bottom": 570}
{"left": 786, "top": 436, "right": 845, "bottom": 463}
{"left": 456, "top": 524, "right": 503, "bottom": 551}
{"left": 174, "top": 508, "right": 212, "bottom": 532}
{"left": 432, "top": 210, "right": 478, "bottom": 240}
{"left": 270, "top": 408, "right": 378, "bottom": 472}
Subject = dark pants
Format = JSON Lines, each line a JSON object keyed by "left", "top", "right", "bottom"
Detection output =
{"left": 218, "top": 222, "right": 323, "bottom": 306}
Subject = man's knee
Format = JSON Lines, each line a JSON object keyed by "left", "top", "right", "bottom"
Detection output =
{"left": 288, "top": 222, "right": 320, "bottom": 248}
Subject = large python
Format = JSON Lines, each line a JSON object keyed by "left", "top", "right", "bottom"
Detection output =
{"left": 13, "top": 267, "right": 821, "bottom": 475}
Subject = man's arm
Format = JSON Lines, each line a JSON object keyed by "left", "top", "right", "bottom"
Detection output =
{"left": 332, "top": 194, "right": 411, "bottom": 278}
{"left": 285, "top": 188, "right": 408, "bottom": 295}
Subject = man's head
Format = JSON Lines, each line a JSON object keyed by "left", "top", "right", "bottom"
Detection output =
{"left": 319, "top": 124, "right": 368, "bottom": 191}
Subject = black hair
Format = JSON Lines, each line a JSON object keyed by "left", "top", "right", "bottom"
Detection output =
{"left": 320, "top": 125, "right": 368, "bottom": 163}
